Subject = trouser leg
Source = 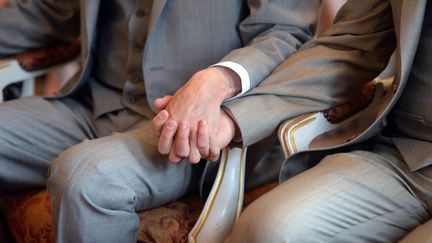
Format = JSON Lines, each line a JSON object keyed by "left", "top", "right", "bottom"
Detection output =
{"left": 228, "top": 144, "right": 432, "bottom": 242}
{"left": 0, "top": 96, "right": 96, "bottom": 192}
{"left": 47, "top": 121, "right": 197, "bottom": 243}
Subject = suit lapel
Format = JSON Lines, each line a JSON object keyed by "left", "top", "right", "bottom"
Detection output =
{"left": 144, "top": 0, "right": 167, "bottom": 57}
{"left": 81, "top": 0, "right": 101, "bottom": 60}
{"left": 148, "top": 0, "right": 167, "bottom": 38}
{"left": 391, "top": 0, "right": 426, "bottom": 94}
{"left": 79, "top": 0, "right": 166, "bottom": 53}
{"left": 59, "top": 0, "right": 101, "bottom": 95}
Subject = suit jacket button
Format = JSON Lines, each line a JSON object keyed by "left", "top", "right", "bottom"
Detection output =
{"left": 134, "top": 43, "right": 144, "bottom": 51}
{"left": 131, "top": 76, "right": 141, "bottom": 83}
{"left": 135, "top": 9, "right": 147, "bottom": 18}
{"left": 126, "top": 94, "right": 136, "bottom": 104}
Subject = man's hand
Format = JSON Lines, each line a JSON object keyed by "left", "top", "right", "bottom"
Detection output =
{"left": 152, "top": 67, "right": 241, "bottom": 163}
{"left": 153, "top": 107, "right": 239, "bottom": 162}
{"left": 0, "top": 0, "right": 9, "bottom": 7}
{"left": 196, "top": 109, "right": 240, "bottom": 161}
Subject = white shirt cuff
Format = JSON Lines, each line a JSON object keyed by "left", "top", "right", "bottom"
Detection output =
{"left": 212, "top": 61, "right": 250, "bottom": 100}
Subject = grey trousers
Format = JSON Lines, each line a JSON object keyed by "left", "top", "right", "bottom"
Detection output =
{"left": 0, "top": 96, "right": 197, "bottom": 243}
{"left": 228, "top": 144, "right": 432, "bottom": 242}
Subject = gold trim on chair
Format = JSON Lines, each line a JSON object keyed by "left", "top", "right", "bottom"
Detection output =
{"left": 189, "top": 149, "right": 229, "bottom": 243}
{"left": 289, "top": 117, "right": 316, "bottom": 153}
{"left": 279, "top": 113, "right": 315, "bottom": 158}
{"left": 278, "top": 79, "right": 394, "bottom": 161}
{"left": 189, "top": 146, "right": 246, "bottom": 243}
{"left": 235, "top": 148, "right": 246, "bottom": 221}
{"left": 0, "top": 61, "right": 11, "bottom": 71}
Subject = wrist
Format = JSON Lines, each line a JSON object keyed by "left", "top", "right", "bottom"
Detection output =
{"left": 221, "top": 109, "right": 242, "bottom": 143}
{"left": 210, "top": 66, "right": 242, "bottom": 101}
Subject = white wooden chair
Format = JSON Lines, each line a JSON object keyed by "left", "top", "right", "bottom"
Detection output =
{"left": 278, "top": 51, "right": 396, "bottom": 159}
{"left": 0, "top": 38, "right": 81, "bottom": 101}
{"left": 0, "top": 58, "right": 42, "bottom": 101}
{"left": 278, "top": 76, "right": 394, "bottom": 159}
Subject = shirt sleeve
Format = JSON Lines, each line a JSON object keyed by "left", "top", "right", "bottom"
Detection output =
{"left": 212, "top": 61, "right": 251, "bottom": 100}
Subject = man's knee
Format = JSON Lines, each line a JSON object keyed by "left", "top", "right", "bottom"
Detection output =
{"left": 47, "top": 140, "right": 137, "bottom": 210}
{"left": 229, "top": 189, "right": 324, "bottom": 242}
{"left": 229, "top": 153, "right": 371, "bottom": 242}
{"left": 230, "top": 151, "right": 423, "bottom": 242}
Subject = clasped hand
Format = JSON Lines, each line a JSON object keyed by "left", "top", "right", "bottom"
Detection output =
{"left": 152, "top": 67, "right": 240, "bottom": 163}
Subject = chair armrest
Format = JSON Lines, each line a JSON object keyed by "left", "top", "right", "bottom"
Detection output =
{"left": 14, "top": 38, "right": 80, "bottom": 72}
{"left": 0, "top": 38, "right": 80, "bottom": 101}
{"left": 0, "top": 59, "right": 44, "bottom": 101}
{"left": 189, "top": 146, "right": 247, "bottom": 243}
{"left": 278, "top": 77, "right": 394, "bottom": 158}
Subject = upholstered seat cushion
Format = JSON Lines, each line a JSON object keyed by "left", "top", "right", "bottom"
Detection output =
{"left": 0, "top": 190, "right": 202, "bottom": 243}
{"left": 0, "top": 182, "right": 278, "bottom": 243}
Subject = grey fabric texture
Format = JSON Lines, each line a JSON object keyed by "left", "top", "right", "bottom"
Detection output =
{"left": 0, "top": 0, "right": 321, "bottom": 242}
{"left": 224, "top": 0, "right": 432, "bottom": 172}
{"left": 228, "top": 0, "right": 432, "bottom": 242}
{"left": 229, "top": 144, "right": 432, "bottom": 242}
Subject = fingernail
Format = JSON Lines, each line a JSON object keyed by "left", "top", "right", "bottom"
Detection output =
{"left": 181, "top": 123, "right": 188, "bottom": 130}
{"left": 200, "top": 120, "right": 207, "bottom": 126}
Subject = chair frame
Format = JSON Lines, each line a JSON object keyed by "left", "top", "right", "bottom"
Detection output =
{"left": 0, "top": 58, "right": 44, "bottom": 101}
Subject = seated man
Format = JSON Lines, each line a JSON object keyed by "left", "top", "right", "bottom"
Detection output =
{"left": 218, "top": 0, "right": 432, "bottom": 241}
{"left": 0, "top": 0, "right": 321, "bottom": 242}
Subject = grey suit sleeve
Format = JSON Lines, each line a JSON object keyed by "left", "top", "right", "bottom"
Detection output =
{"left": 220, "top": 0, "right": 321, "bottom": 88}
{"left": 224, "top": 0, "right": 397, "bottom": 146}
{"left": 0, "top": 0, "right": 80, "bottom": 58}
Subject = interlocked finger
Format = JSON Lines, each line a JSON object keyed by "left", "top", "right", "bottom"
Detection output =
{"left": 175, "top": 121, "right": 190, "bottom": 158}
{"left": 197, "top": 120, "right": 210, "bottom": 158}
{"left": 157, "top": 120, "right": 177, "bottom": 155}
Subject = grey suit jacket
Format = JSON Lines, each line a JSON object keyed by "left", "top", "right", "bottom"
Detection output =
{"left": 224, "top": 0, "right": 431, "bottom": 171}
{"left": 0, "top": 0, "right": 320, "bottom": 112}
